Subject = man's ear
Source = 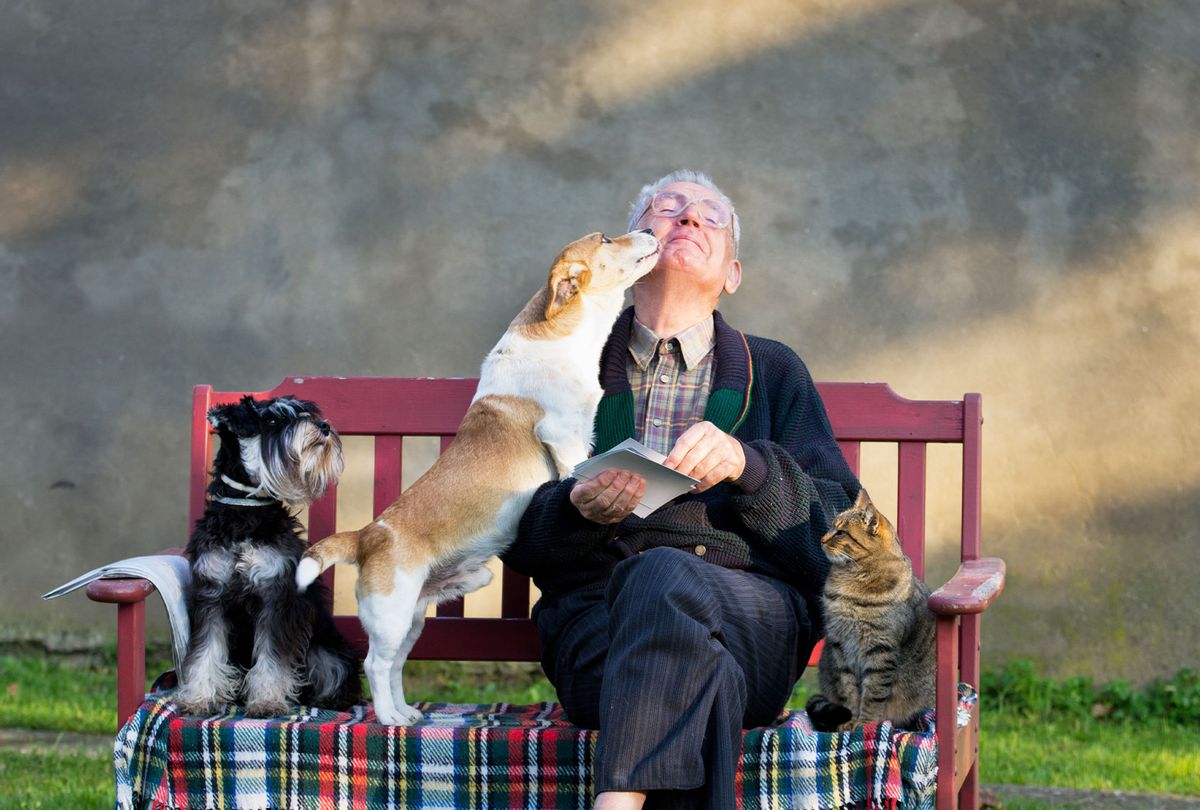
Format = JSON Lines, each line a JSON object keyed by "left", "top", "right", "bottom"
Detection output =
{"left": 545, "top": 260, "right": 589, "bottom": 320}
{"left": 723, "top": 259, "right": 742, "bottom": 296}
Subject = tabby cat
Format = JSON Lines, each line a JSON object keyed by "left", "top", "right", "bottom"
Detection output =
{"left": 805, "top": 489, "right": 936, "bottom": 732}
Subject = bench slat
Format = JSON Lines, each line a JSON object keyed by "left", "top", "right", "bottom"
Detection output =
{"left": 898, "top": 441, "right": 927, "bottom": 580}
{"left": 308, "top": 486, "right": 338, "bottom": 610}
{"left": 820, "top": 382, "right": 965, "bottom": 442}
{"left": 334, "top": 616, "right": 542, "bottom": 661}
{"left": 435, "top": 434, "right": 467, "bottom": 619}
{"left": 373, "top": 436, "right": 403, "bottom": 516}
{"left": 837, "top": 440, "right": 860, "bottom": 476}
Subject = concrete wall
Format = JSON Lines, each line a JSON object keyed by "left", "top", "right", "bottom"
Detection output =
{"left": 3, "top": 0, "right": 1197, "bottom": 681}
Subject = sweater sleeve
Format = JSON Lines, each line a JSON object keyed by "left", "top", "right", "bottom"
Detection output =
{"left": 500, "top": 477, "right": 616, "bottom": 587}
{"left": 729, "top": 349, "right": 860, "bottom": 595}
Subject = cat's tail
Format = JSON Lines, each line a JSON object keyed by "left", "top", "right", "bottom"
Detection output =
{"left": 805, "top": 694, "right": 853, "bottom": 732}
{"left": 296, "top": 531, "right": 360, "bottom": 592}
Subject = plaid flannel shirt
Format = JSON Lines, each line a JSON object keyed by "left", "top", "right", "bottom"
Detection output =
{"left": 627, "top": 315, "right": 716, "bottom": 456}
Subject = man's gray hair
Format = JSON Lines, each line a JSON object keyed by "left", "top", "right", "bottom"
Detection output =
{"left": 626, "top": 169, "right": 741, "bottom": 258}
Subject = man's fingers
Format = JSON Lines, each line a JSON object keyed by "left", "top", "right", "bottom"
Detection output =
{"left": 664, "top": 422, "right": 746, "bottom": 492}
{"left": 573, "top": 470, "right": 628, "bottom": 506}
{"left": 664, "top": 423, "right": 709, "bottom": 469}
{"left": 610, "top": 477, "right": 646, "bottom": 516}
{"left": 691, "top": 459, "right": 735, "bottom": 493}
{"left": 571, "top": 472, "right": 646, "bottom": 523}
{"left": 673, "top": 441, "right": 719, "bottom": 481}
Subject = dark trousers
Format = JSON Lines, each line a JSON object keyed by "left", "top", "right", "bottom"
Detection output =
{"left": 533, "top": 547, "right": 816, "bottom": 809}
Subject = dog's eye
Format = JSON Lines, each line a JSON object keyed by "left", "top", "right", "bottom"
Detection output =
{"left": 600, "top": 234, "right": 612, "bottom": 244}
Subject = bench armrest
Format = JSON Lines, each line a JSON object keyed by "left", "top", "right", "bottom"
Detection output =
{"left": 82, "top": 548, "right": 186, "bottom": 604}
{"left": 928, "top": 557, "right": 1005, "bottom": 615}
{"left": 70, "top": 548, "right": 189, "bottom": 724}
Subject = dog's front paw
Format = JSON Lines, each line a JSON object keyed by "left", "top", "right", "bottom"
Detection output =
{"left": 244, "top": 700, "right": 290, "bottom": 719}
{"left": 172, "top": 694, "right": 221, "bottom": 717}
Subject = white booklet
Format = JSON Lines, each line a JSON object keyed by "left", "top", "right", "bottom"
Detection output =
{"left": 572, "top": 438, "right": 698, "bottom": 518}
{"left": 43, "top": 555, "right": 193, "bottom": 677}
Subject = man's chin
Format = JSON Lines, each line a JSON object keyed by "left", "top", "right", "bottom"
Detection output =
{"left": 657, "top": 247, "right": 705, "bottom": 273}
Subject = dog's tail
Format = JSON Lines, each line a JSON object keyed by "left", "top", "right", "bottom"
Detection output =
{"left": 296, "top": 531, "right": 359, "bottom": 592}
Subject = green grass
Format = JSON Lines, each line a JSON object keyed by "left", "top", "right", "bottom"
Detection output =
{"left": 982, "top": 714, "right": 1200, "bottom": 795}
{"left": 2, "top": 654, "right": 1197, "bottom": 805}
{"left": 0, "top": 750, "right": 113, "bottom": 810}
{"left": 1, "top": 654, "right": 153, "bottom": 735}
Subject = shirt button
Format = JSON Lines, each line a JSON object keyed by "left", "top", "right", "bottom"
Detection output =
{"left": 652, "top": 418, "right": 663, "bottom": 427}
{"left": 695, "top": 544, "right": 707, "bottom": 557}
{"left": 659, "top": 374, "right": 670, "bottom": 383}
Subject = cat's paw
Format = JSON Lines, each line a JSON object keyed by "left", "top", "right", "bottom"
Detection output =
{"left": 805, "top": 694, "right": 853, "bottom": 732}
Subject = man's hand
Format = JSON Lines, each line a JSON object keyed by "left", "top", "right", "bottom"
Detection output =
{"left": 664, "top": 421, "right": 745, "bottom": 493}
{"left": 570, "top": 469, "right": 647, "bottom": 524}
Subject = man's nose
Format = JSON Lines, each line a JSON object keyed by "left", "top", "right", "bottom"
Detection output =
{"left": 675, "top": 203, "right": 704, "bottom": 227}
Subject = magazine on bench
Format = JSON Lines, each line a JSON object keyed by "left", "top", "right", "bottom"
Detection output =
{"left": 572, "top": 438, "right": 698, "bottom": 518}
{"left": 42, "top": 555, "right": 192, "bottom": 676}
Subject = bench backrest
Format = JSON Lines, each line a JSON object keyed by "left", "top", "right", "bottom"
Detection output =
{"left": 191, "top": 377, "right": 982, "bottom": 662}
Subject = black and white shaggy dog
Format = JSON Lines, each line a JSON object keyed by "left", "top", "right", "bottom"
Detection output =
{"left": 173, "top": 395, "right": 362, "bottom": 717}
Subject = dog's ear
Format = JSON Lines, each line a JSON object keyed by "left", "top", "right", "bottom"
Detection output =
{"left": 207, "top": 397, "right": 261, "bottom": 437}
{"left": 545, "top": 260, "right": 590, "bottom": 320}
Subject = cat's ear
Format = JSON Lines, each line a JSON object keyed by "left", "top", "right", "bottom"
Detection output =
{"left": 854, "top": 489, "right": 883, "bottom": 534}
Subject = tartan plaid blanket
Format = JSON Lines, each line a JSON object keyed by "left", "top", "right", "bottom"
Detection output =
{"left": 115, "top": 685, "right": 976, "bottom": 810}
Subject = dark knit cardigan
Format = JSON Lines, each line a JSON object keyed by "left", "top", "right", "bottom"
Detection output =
{"left": 501, "top": 308, "right": 861, "bottom": 628}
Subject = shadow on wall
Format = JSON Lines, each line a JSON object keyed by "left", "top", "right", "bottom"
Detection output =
{"left": 1, "top": 0, "right": 1197, "bottom": 681}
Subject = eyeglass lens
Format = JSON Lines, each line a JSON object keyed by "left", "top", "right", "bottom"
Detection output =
{"left": 650, "top": 191, "right": 731, "bottom": 228}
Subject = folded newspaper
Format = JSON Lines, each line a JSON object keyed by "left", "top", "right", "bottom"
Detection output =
{"left": 572, "top": 438, "right": 698, "bottom": 518}
{"left": 42, "top": 555, "right": 192, "bottom": 677}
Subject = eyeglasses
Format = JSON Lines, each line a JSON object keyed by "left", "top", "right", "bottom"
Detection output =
{"left": 640, "top": 190, "right": 733, "bottom": 229}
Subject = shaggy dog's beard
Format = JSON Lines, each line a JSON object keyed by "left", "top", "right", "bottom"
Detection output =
{"left": 253, "top": 421, "right": 344, "bottom": 507}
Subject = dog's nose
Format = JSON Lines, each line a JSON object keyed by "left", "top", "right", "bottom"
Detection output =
{"left": 319, "top": 421, "right": 331, "bottom": 436}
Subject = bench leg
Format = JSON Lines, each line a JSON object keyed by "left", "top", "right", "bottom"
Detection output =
{"left": 117, "top": 601, "right": 147, "bottom": 726}
{"left": 935, "top": 617, "right": 959, "bottom": 810}
{"left": 961, "top": 762, "right": 980, "bottom": 810}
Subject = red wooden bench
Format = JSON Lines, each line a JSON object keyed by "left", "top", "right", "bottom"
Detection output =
{"left": 87, "top": 376, "right": 1004, "bottom": 810}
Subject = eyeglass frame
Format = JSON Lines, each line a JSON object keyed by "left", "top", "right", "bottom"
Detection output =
{"left": 631, "top": 189, "right": 741, "bottom": 257}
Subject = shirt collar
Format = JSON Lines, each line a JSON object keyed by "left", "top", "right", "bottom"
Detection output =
{"left": 628, "top": 314, "right": 716, "bottom": 372}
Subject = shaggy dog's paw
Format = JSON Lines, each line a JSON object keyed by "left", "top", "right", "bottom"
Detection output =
{"left": 173, "top": 697, "right": 221, "bottom": 716}
{"left": 244, "top": 700, "right": 290, "bottom": 719}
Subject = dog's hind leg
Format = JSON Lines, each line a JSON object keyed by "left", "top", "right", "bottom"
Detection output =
{"left": 304, "top": 594, "right": 363, "bottom": 710}
{"left": 359, "top": 568, "right": 426, "bottom": 726}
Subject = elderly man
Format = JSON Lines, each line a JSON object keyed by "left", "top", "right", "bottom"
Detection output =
{"left": 502, "top": 170, "right": 860, "bottom": 809}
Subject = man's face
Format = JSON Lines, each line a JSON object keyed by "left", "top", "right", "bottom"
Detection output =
{"left": 635, "top": 181, "right": 741, "bottom": 299}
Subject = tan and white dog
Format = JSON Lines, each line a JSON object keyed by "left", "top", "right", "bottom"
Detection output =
{"left": 296, "top": 229, "right": 659, "bottom": 725}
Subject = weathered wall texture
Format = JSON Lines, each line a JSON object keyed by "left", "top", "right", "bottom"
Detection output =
{"left": 2, "top": 1, "right": 1197, "bottom": 681}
